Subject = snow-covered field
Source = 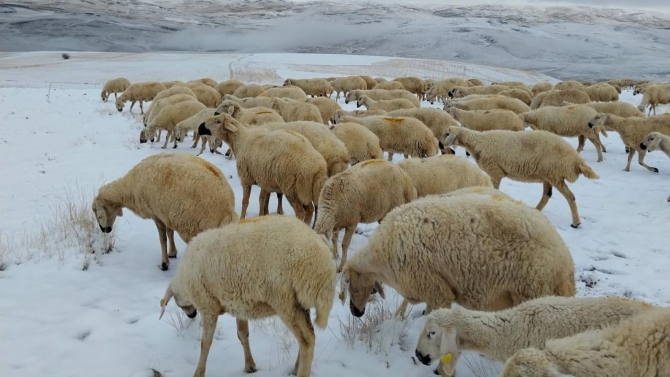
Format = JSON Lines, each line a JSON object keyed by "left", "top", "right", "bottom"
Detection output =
{"left": 1, "top": 52, "right": 669, "bottom": 377}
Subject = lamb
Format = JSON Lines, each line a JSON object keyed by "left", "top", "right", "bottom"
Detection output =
{"left": 499, "top": 88, "right": 533, "bottom": 105}
{"left": 641, "top": 132, "right": 670, "bottom": 201}
{"left": 356, "top": 95, "right": 417, "bottom": 111}
{"left": 358, "top": 75, "right": 377, "bottom": 89}
{"left": 344, "top": 89, "right": 421, "bottom": 107}
{"left": 141, "top": 100, "right": 207, "bottom": 149}
{"left": 393, "top": 76, "right": 426, "bottom": 99}
{"left": 588, "top": 113, "right": 670, "bottom": 172}
{"left": 397, "top": 154, "right": 493, "bottom": 198}
{"left": 448, "top": 108, "right": 525, "bottom": 132}
{"left": 173, "top": 108, "right": 220, "bottom": 156}
{"left": 199, "top": 113, "right": 327, "bottom": 224}
{"left": 500, "top": 308, "right": 670, "bottom": 377}
{"left": 314, "top": 159, "right": 417, "bottom": 270}
{"left": 385, "top": 108, "right": 460, "bottom": 150}
{"left": 585, "top": 83, "right": 619, "bottom": 102}
{"left": 530, "top": 89, "right": 591, "bottom": 109}
{"left": 338, "top": 115, "right": 439, "bottom": 161}
{"left": 283, "top": 78, "right": 333, "bottom": 98}
{"left": 115, "top": 81, "right": 167, "bottom": 113}
{"left": 270, "top": 98, "right": 324, "bottom": 123}
{"left": 262, "top": 121, "right": 350, "bottom": 177}
{"left": 329, "top": 76, "right": 367, "bottom": 100}
{"left": 519, "top": 105, "right": 608, "bottom": 162}
{"left": 191, "top": 85, "right": 222, "bottom": 108}
{"left": 328, "top": 122, "right": 384, "bottom": 164}
{"left": 258, "top": 86, "right": 307, "bottom": 100}
{"left": 158, "top": 215, "right": 336, "bottom": 377}
{"left": 554, "top": 80, "right": 586, "bottom": 92}
{"left": 303, "top": 97, "right": 341, "bottom": 124}
{"left": 443, "top": 126, "right": 600, "bottom": 227}
{"left": 637, "top": 83, "right": 670, "bottom": 115}
{"left": 341, "top": 193, "right": 576, "bottom": 320}
{"left": 530, "top": 82, "right": 553, "bottom": 97}
{"left": 215, "top": 79, "right": 245, "bottom": 97}
{"left": 233, "top": 84, "right": 266, "bottom": 98}
{"left": 332, "top": 108, "right": 387, "bottom": 124}
{"left": 425, "top": 78, "right": 471, "bottom": 104}
{"left": 100, "top": 77, "right": 130, "bottom": 102}
{"left": 416, "top": 296, "right": 657, "bottom": 376}
{"left": 444, "top": 96, "right": 531, "bottom": 114}
{"left": 92, "top": 153, "right": 237, "bottom": 270}
{"left": 373, "top": 80, "right": 405, "bottom": 90}
{"left": 467, "top": 78, "right": 484, "bottom": 87}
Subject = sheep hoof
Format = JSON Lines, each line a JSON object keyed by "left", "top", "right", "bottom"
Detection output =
{"left": 150, "top": 138, "right": 154, "bottom": 143}
{"left": 570, "top": 223, "right": 581, "bottom": 229}
{"left": 173, "top": 145, "right": 177, "bottom": 149}
{"left": 168, "top": 254, "right": 177, "bottom": 259}
{"left": 244, "top": 365, "right": 257, "bottom": 373}
{"left": 652, "top": 168, "right": 659, "bottom": 173}
{"left": 160, "top": 262, "right": 169, "bottom": 271}
{"left": 433, "top": 368, "right": 440, "bottom": 375}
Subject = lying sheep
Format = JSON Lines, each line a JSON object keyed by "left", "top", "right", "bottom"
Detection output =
{"left": 191, "top": 85, "right": 222, "bottom": 108}
{"left": 233, "top": 84, "right": 266, "bottom": 98}
{"left": 345, "top": 89, "right": 421, "bottom": 107}
{"left": 425, "top": 78, "right": 471, "bottom": 104}
{"left": 159, "top": 215, "right": 336, "bottom": 377}
{"left": 586, "top": 83, "right": 619, "bottom": 102}
{"left": 341, "top": 193, "right": 576, "bottom": 320}
{"left": 374, "top": 80, "right": 405, "bottom": 90}
{"left": 641, "top": 132, "right": 670, "bottom": 201}
{"left": 215, "top": 79, "right": 245, "bottom": 97}
{"left": 554, "top": 80, "right": 585, "bottom": 92}
{"left": 332, "top": 108, "right": 387, "bottom": 124}
{"left": 92, "top": 153, "right": 237, "bottom": 270}
{"left": 638, "top": 83, "right": 670, "bottom": 115}
{"left": 329, "top": 76, "right": 367, "bottom": 100}
{"left": 328, "top": 122, "right": 384, "bottom": 164}
{"left": 501, "top": 308, "right": 670, "bottom": 377}
{"left": 467, "top": 78, "right": 484, "bottom": 87}
{"left": 444, "top": 126, "right": 600, "bottom": 228}
{"left": 314, "top": 160, "right": 417, "bottom": 270}
{"left": 270, "top": 98, "right": 323, "bottom": 123}
{"left": 356, "top": 95, "right": 417, "bottom": 111}
{"left": 588, "top": 113, "right": 670, "bottom": 172}
{"left": 284, "top": 78, "right": 333, "bottom": 98}
{"left": 101, "top": 77, "right": 130, "bottom": 102}
{"left": 520, "top": 105, "right": 608, "bottom": 162}
{"left": 385, "top": 108, "right": 460, "bottom": 152}
{"left": 530, "top": 82, "right": 553, "bottom": 97}
{"left": 449, "top": 85, "right": 511, "bottom": 99}
{"left": 199, "top": 114, "right": 327, "bottom": 224}
{"left": 338, "top": 115, "right": 439, "bottom": 161}
{"left": 173, "top": 108, "right": 219, "bottom": 155}
{"left": 445, "top": 95, "right": 531, "bottom": 114}
{"left": 397, "top": 154, "right": 492, "bottom": 198}
{"left": 115, "top": 81, "right": 167, "bottom": 113}
{"left": 499, "top": 88, "right": 533, "bottom": 105}
{"left": 303, "top": 97, "right": 341, "bottom": 124}
{"left": 358, "top": 75, "right": 377, "bottom": 89}
{"left": 416, "top": 296, "right": 657, "bottom": 376}
{"left": 530, "top": 89, "right": 591, "bottom": 109}
{"left": 448, "top": 108, "right": 524, "bottom": 132}
{"left": 393, "top": 76, "right": 425, "bottom": 99}
{"left": 258, "top": 86, "right": 307, "bottom": 100}
{"left": 141, "top": 100, "right": 207, "bottom": 149}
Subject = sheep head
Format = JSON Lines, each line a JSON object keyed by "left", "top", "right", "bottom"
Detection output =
{"left": 91, "top": 196, "right": 123, "bottom": 234}
{"left": 115, "top": 98, "right": 124, "bottom": 112}
{"left": 414, "top": 313, "right": 461, "bottom": 376}
{"left": 500, "top": 349, "right": 574, "bottom": 377}
{"left": 283, "top": 79, "right": 292, "bottom": 86}
{"left": 640, "top": 132, "right": 661, "bottom": 151}
{"left": 199, "top": 113, "right": 239, "bottom": 147}
{"left": 587, "top": 113, "right": 608, "bottom": 129}
{"left": 340, "top": 265, "right": 384, "bottom": 317}
{"left": 344, "top": 90, "right": 359, "bottom": 104}
{"left": 356, "top": 96, "right": 368, "bottom": 109}
{"left": 443, "top": 126, "right": 464, "bottom": 147}
{"left": 100, "top": 91, "right": 107, "bottom": 102}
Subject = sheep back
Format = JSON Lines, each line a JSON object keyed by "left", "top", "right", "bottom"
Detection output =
{"left": 397, "top": 155, "right": 492, "bottom": 197}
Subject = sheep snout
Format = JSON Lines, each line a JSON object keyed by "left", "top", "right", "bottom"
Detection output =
{"left": 99, "top": 224, "right": 112, "bottom": 233}
{"left": 198, "top": 123, "right": 212, "bottom": 136}
{"left": 415, "top": 350, "right": 432, "bottom": 365}
{"left": 350, "top": 300, "right": 365, "bottom": 317}
{"left": 639, "top": 143, "right": 647, "bottom": 150}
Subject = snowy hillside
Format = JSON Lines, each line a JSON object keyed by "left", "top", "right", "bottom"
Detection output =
{"left": 1, "top": 52, "right": 669, "bottom": 377}
{"left": 1, "top": 1, "right": 669, "bottom": 80}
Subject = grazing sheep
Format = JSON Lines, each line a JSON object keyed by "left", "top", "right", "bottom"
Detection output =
{"left": 358, "top": 75, "right": 377, "bottom": 89}
{"left": 641, "top": 132, "right": 670, "bottom": 201}
{"left": 530, "top": 89, "right": 591, "bottom": 109}
{"left": 449, "top": 85, "right": 511, "bottom": 99}
{"left": 233, "top": 84, "right": 265, "bottom": 98}
{"left": 586, "top": 83, "right": 619, "bottom": 102}
{"left": 467, "top": 78, "right": 484, "bottom": 87}
{"left": 492, "top": 81, "right": 528, "bottom": 89}
{"left": 144, "top": 94, "right": 197, "bottom": 142}
{"left": 303, "top": 97, "right": 341, "bottom": 124}
{"left": 633, "top": 82, "right": 652, "bottom": 96}
{"left": 393, "top": 76, "right": 426, "bottom": 99}
{"left": 143, "top": 86, "right": 197, "bottom": 126}
{"left": 173, "top": 108, "right": 220, "bottom": 156}
{"left": 416, "top": 296, "right": 657, "bottom": 376}
{"left": 215, "top": 100, "right": 283, "bottom": 126}
{"left": 448, "top": 108, "right": 525, "bottom": 132}
{"left": 499, "top": 88, "right": 533, "bottom": 105}
{"left": 328, "top": 122, "right": 384, "bottom": 164}
{"left": 332, "top": 108, "right": 387, "bottom": 124}
{"left": 637, "top": 83, "right": 670, "bottom": 115}
{"left": 101, "top": 77, "right": 130, "bottom": 102}
{"left": 283, "top": 78, "right": 333, "bottom": 98}
{"left": 161, "top": 80, "right": 184, "bottom": 89}
{"left": 223, "top": 94, "right": 275, "bottom": 109}
{"left": 329, "top": 76, "right": 367, "bottom": 100}
{"left": 554, "top": 80, "right": 586, "bottom": 92}
{"left": 92, "top": 153, "right": 237, "bottom": 270}
{"left": 338, "top": 115, "right": 439, "bottom": 161}
{"left": 385, "top": 108, "right": 460, "bottom": 151}
{"left": 588, "top": 113, "right": 670, "bottom": 172}
{"left": 193, "top": 78, "right": 217, "bottom": 88}
{"left": 520, "top": 105, "right": 608, "bottom": 162}
{"left": 199, "top": 114, "right": 327, "bottom": 224}
{"left": 191, "top": 85, "right": 222, "bottom": 108}
{"left": 425, "top": 78, "right": 471, "bottom": 104}
{"left": 356, "top": 95, "right": 417, "bottom": 111}
{"left": 270, "top": 98, "right": 323, "bottom": 123}
{"left": 345, "top": 89, "right": 421, "bottom": 107}
{"left": 444, "top": 126, "right": 600, "bottom": 228}
{"left": 445, "top": 95, "right": 531, "bottom": 114}
{"left": 397, "top": 154, "right": 492, "bottom": 198}
{"left": 159, "top": 215, "right": 336, "bottom": 377}
{"left": 184, "top": 80, "right": 207, "bottom": 90}
{"left": 374, "top": 80, "right": 405, "bottom": 90}
{"left": 500, "top": 308, "right": 670, "bottom": 377}
{"left": 141, "top": 101, "right": 207, "bottom": 149}
{"left": 258, "top": 86, "right": 307, "bottom": 100}
{"left": 374, "top": 77, "right": 387, "bottom": 84}
{"left": 577, "top": 101, "right": 644, "bottom": 118}
{"left": 314, "top": 159, "right": 416, "bottom": 269}
{"left": 215, "top": 79, "right": 245, "bottom": 97}
{"left": 530, "top": 82, "right": 553, "bottom": 97}
{"left": 607, "top": 78, "right": 624, "bottom": 87}
{"left": 341, "top": 193, "right": 576, "bottom": 320}
{"left": 115, "top": 81, "right": 166, "bottom": 113}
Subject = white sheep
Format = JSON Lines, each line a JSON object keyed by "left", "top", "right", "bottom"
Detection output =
{"left": 258, "top": 86, "right": 307, "bottom": 100}
{"left": 143, "top": 94, "right": 197, "bottom": 142}
{"left": 214, "top": 100, "right": 284, "bottom": 159}
{"left": 579, "top": 101, "right": 644, "bottom": 118}
{"left": 332, "top": 108, "right": 387, "bottom": 124}
{"left": 161, "top": 80, "right": 184, "bottom": 89}
{"left": 341, "top": 193, "right": 576, "bottom": 319}
{"left": 143, "top": 86, "right": 197, "bottom": 126}
{"left": 356, "top": 95, "right": 417, "bottom": 111}
{"left": 222, "top": 94, "right": 275, "bottom": 109}
{"left": 637, "top": 83, "right": 670, "bottom": 115}
{"left": 199, "top": 113, "right": 327, "bottom": 224}
{"left": 585, "top": 83, "right": 619, "bottom": 102}
{"left": 425, "top": 78, "right": 471, "bottom": 104}
{"left": 530, "top": 89, "right": 591, "bottom": 109}
{"left": 448, "top": 85, "right": 511, "bottom": 99}
{"left": 499, "top": 88, "right": 533, "bottom": 105}
{"left": 392, "top": 76, "right": 426, "bottom": 99}
{"left": 115, "top": 81, "right": 167, "bottom": 113}
{"left": 554, "top": 80, "right": 585, "bottom": 92}
{"left": 448, "top": 108, "right": 524, "bottom": 132}
{"left": 270, "top": 98, "right": 323, "bottom": 123}
{"left": 373, "top": 80, "right": 405, "bottom": 90}
{"left": 500, "top": 308, "right": 670, "bottom": 377}
{"left": 192, "top": 77, "right": 217, "bottom": 88}
{"left": 101, "top": 77, "right": 130, "bottom": 102}
{"left": 444, "top": 126, "right": 600, "bottom": 228}
{"left": 345, "top": 89, "right": 421, "bottom": 107}
{"left": 158, "top": 215, "right": 336, "bottom": 377}
{"left": 444, "top": 95, "right": 531, "bottom": 114}
{"left": 92, "top": 153, "right": 237, "bottom": 270}
{"left": 215, "top": 79, "right": 245, "bottom": 97}
{"left": 328, "top": 122, "right": 384, "bottom": 164}
{"left": 141, "top": 100, "right": 207, "bottom": 149}
{"left": 415, "top": 296, "right": 657, "bottom": 376}
{"left": 467, "top": 78, "right": 484, "bottom": 87}
{"left": 385, "top": 108, "right": 460, "bottom": 153}
{"left": 173, "top": 108, "right": 219, "bottom": 156}
{"left": 530, "top": 82, "right": 553, "bottom": 97}
{"left": 641, "top": 132, "right": 670, "bottom": 201}
{"left": 314, "top": 159, "right": 417, "bottom": 270}
{"left": 233, "top": 84, "right": 266, "bottom": 98}
{"left": 191, "top": 85, "right": 222, "bottom": 108}
{"left": 358, "top": 75, "right": 377, "bottom": 89}
{"left": 284, "top": 78, "right": 333, "bottom": 98}
{"left": 329, "top": 76, "right": 367, "bottom": 100}
{"left": 303, "top": 97, "right": 341, "bottom": 124}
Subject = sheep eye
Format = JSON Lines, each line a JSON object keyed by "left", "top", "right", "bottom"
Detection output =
{"left": 216, "top": 119, "right": 222, "bottom": 124}
{"left": 429, "top": 331, "right": 436, "bottom": 336}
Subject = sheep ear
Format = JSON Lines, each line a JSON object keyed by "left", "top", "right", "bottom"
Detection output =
{"left": 373, "top": 281, "right": 385, "bottom": 299}
{"left": 223, "top": 120, "right": 239, "bottom": 133}
{"left": 338, "top": 272, "right": 349, "bottom": 305}
{"left": 227, "top": 106, "right": 235, "bottom": 115}
{"left": 159, "top": 286, "right": 174, "bottom": 320}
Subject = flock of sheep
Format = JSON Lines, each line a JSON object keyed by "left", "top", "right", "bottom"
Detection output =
{"left": 95, "top": 74, "right": 670, "bottom": 377}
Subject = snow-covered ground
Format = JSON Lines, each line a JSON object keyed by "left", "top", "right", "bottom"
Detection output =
{"left": 1, "top": 52, "right": 669, "bottom": 377}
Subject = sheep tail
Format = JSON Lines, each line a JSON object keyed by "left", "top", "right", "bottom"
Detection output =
{"left": 578, "top": 161, "right": 599, "bottom": 180}
{"left": 314, "top": 282, "right": 335, "bottom": 329}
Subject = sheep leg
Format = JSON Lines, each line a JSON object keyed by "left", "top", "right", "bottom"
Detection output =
{"left": 193, "top": 313, "right": 218, "bottom": 377}
{"left": 161, "top": 131, "right": 170, "bottom": 149}
{"left": 225, "top": 148, "right": 234, "bottom": 160}
{"left": 139, "top": 101, "right": 144, "bottom": 115}
{"left": 192, "top": 133, "right": 200, "bottom": 148}
{"left": 155, "top": 130, "right": 162, "bottom": 143}
{"left": 129, "top": 101, "right": 136, "bottom": 112}
{"left": 236, "top": 319, "right": 258, "bottom": 373}
{"left": 387, "top": 152, "right": 394, "bottom": 161}
{"left": 172, "top": 131, "right": 179, "bottom": 149}
{"left": 394, "top": 299, "right": 409, "bottom": 319}
{"left": 240, "top": 185, "right": 251, "bottom": 220}
{"left": 490, "top": 175, "right": 503, "bottom": 190}
{"left": 114, "top": 93, "right": 117, "bottom": 100}
{"left": 586, "top": 135, "right": 604, "bottom": 162}
{"left": 276, "top": 193, "right": 284, "bottom": 215}
{"left": 339, "top": 226, "right": 356, "bottom": 271}
{"left": 196, "top": 136, "right": 207, "bottom": 156}
{"left": 304, "top": 203, "right": 315, "bottom": 226}
{"left": 535, "top": 182, "right": 552, "bottom": 211}
{"left": 279, "top": 307, "right": 315, "bottom": 377}
{"left": 331, "top": 229, "right": 340, "bottom": 259}
{"left": 637, "top": 149, "right": 658, "bottom": 172}
{"left": 597, "top": 134, "right": 607, "bottom": 153}
{"left": 553, "top": 179, "right": 581, "bottom": 228}
{"left": 259, "top": 190, "right": 270, "bottom": 216}
{"left": 624, "top": 147, "right": 636, "bottom": 172}
{"left": 153, "top": 219, "right": 170, "bottom": 271}
{"left": 576, "top": 135, "right": 585, "bottom": 152}
{"left": 286, "top": 198, "right": 307, "bottom": 224}
{"left": 167, "top": 228, "right": 178, "bottom": 258}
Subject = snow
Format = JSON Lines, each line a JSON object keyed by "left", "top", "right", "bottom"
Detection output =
{"left": 1, "top": 51, "right": 669, "bottom": 377}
